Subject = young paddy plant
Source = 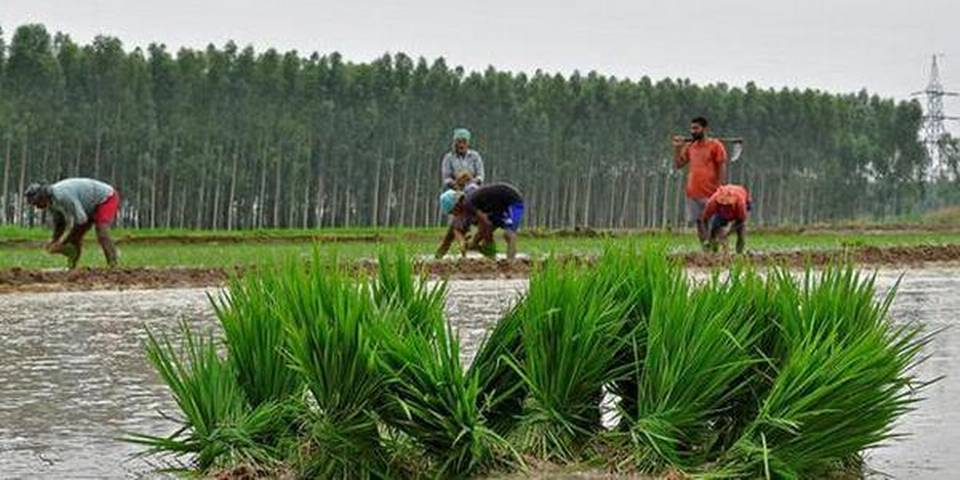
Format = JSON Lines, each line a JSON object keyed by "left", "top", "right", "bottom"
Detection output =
{"left": 126, "top": 321, "right": 286, "bottom": 472}
{"left": 506, "top": 261, "right": 632, "bottom": 463}
{"left": 371, "top": 252, "right": 514, "bottom": 477}
{"left": 212, "top": 272, "right": 302, "bottom": 409}
{"left": 724, "top": 265, "right": 931, "bottom": 479}
{"left": 586, "top": 244, "right": 685, "bottom": 419}
{"left": 270, "top": 257, "right": 391, "bottom": 479}
{"left": 612, "top": 268, "right": 767, "bottom": 473}
{"left": 130, "top": 249, "right": 932, "bottom": 479}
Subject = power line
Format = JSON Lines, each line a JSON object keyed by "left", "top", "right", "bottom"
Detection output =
{"left": 911, "top": 54, "right": 959, "bottom": 179}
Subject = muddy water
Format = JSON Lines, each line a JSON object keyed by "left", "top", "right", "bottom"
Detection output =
{"left": 0, "top": 271, "right": 955, "bottom": 479}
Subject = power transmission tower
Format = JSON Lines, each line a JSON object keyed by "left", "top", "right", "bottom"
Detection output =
{"left": 912, "top": 55, "right": 959, "bottom": 180}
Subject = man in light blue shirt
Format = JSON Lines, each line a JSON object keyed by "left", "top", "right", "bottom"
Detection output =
{"left": 440, "top": 128, "right": 484, "bottom": 191}
{"left": 25, "top": 178, "right": 120, "bottom": 269}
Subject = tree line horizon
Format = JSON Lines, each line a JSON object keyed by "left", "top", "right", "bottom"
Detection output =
{"left": 0, "top": 23, "right": 951, "bottom": 231}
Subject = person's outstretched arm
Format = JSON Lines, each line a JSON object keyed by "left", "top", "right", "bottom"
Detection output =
{"left": 472, "top": 212, "right": 495, "bottom": 248}
{"left": 441, "top": 155, "right": 455, "bottom": 189}
{"left": 50, "top": 211, "right": 66, "bottom": 247}
{"left": 672, "top": 136, "right": 689, "bottom": 169}
{"left": 474, "top": 153, "right": 485, "bottom": 184}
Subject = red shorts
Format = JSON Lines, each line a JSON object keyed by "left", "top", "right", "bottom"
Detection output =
{"left": 93, "top": 191, "right": 120, "bottom": 225}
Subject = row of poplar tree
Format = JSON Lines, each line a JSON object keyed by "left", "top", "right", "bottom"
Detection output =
{"left": 0, "top": 23, "right": 935, "bottom": 230}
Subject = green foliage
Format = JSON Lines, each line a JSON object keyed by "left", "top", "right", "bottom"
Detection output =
{"left": 0, "top": 23, "right": 936, "bottom": 230}
{"left": 126, "top": 321, "right": 285, "bottom": 471}
{"left": 506, "top": 261, "right": 631, "bottom": 461}
{"left": 212, "top": 273, "right": 301, "bottom": 408}
{"left": 131, "top": 249, "right": 931, "bottom": 479}
{"left": 280, "top": 265, "right": 388, "bottom": 479}
{"left": 724, "top": 266, "right": 929, "bottom": 479}
{"left": 372, "top": 250, "right": 512, "bottom": 476}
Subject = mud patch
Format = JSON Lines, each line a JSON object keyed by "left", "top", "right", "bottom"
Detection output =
{"left": 2, "top": 244, "right": 960, "bottom": 294}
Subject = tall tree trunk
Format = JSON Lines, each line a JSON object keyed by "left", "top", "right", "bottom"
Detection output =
{"left": 343, "top": 188, "right": 353, "bottom": 228}
{"left": 583, "top": 165, "right": 593, "bottom": 227}
{"left": 410, "top": 159, "right": 422, "bottom": 227}
{"left": 776, "top": 165, "right": 786, "bottom": 225}
{"left": 315, "top": 175, "right": 325, "bottom": 227}
{"left": 329, "top": 181, "right": 338, "bottom": 227}
{"left": 273, "top": 144, "right": 282, "bottom": 228}
{"left": 227, "top": 147, "right": 239, "bottom": 230}
{"left": 258, "top": 148, "right": 268, "bottom": 229}
{"left": 196, "top": 143, "right": 209, "bottom": 229}
{"left": 17, "top": 133, "right": 29, "bottom": 226}
{"left": 166, "top": 165, "right": 175, "bottom": 229}
{"left": 212, "top": 153, "right": 222, "bottom": 230}
{"left": 178, "top": 181, "right": 187, "bottom": 229}
{"left": 371, "top": 155, "right": 382, "bottom": 227}
{"left": 638, "top": 173, "right": 647, "bottom": 228}
{"left": 94, "top": 130, "right": 102, "bottom": 179}
{"left": 398, "top": 158, "right": 408, "bottom": 227}
{"left": 286, "top": 163, "right": 297, "bottom": 228}
{"left": 73, "top": 139, "right": 81, "bottom": 176}
{"left": 2, "top": 138, "right": 11, "bottom": 225}
{"left": 568, "top": 174, "right": 578, "bottom": 227}
{"left": 384, "top": 158, "right": 395, "bottom": 227}
{"left": 618, "top": 170, "right": 631, "bottom": 229}
{"left": 660, "top": 172, "right": 670, "bottom": 228}
{"left": 135, "top": 152, "right": 143, "bottom": 228}
{"left": 302, "top": 173, "right": 311, "bottom": 229}
{"left": 150, "top": 153, "right": 159, "bottom": 229}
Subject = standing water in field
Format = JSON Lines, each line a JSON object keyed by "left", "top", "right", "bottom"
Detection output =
{"left": 0, "top": 270, "right": 955, "bottom": 478}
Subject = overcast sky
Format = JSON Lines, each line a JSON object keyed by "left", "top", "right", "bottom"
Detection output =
{"left": 4, "top": 0, "right": 960, "bottom": 129}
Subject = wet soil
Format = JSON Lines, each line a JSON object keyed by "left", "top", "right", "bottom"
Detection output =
{"left": 1, "top": 224, "right": 957, "bottom": 249}
{"left": 2, "top": 244, "right": 960, "bottom": 294}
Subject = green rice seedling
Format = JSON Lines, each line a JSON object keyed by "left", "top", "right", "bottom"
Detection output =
{"left": 211, "top": 271, "right": 302, "bottom": 409}
{"left": 126, "top": 321, "right": 284, "bottom": 471}
{"left": 370, "top": 252, "right": 513, "bottom": 477}
{"left": 726, "top": 266, "right": 930, "bottom": 479}
{"left": 374, "top": 310, "right": 513, "bottom": 477}
{"left": 586, "top": 245, "right": 684, "bottom": 419}
{"left": 777, "top": 265, "right": 896, "bottom": 349}
{"left": 469, "top": 301, "right": 527, "bottom": 436}
{"left": 371, "top": 250, "right": 447, "bottom": 333}
{"left": 508, "top": 261, "right": 631, "bottom": 463}
{"left": 615, "top": 269, "right": 766, "bottom": 473}
{"left": 279, "top": 262, "right": 390, "bottom": 479}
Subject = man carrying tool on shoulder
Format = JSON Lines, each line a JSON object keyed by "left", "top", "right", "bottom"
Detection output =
{"left": 700, "top": 184, "right": 751, "bottom": 254}
{"left": 672, "top": 116, "right": 728, "bottom": 250}
{"left": 24, "top": 178, "right": 120, "bottom": 269}
{"left": 435, "top": 183, "right": 524, "bottom": 260}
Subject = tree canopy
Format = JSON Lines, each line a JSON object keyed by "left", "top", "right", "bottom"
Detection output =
{"left": 0, "top": 24, "right": 932, "bottom": 229}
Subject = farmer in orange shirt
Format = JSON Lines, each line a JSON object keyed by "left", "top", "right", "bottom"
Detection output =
{"left": 700, "top": 184, "right": 751, "bottom": 254}
{"left": 672, "top": 116, "right": 728, "bottom": 249}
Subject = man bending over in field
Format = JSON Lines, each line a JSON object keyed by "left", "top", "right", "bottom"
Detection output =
{"left": 700, "top": 184, "right": 751, "bottom": 254}
{"left": 25, "top": 178, "right": 120, "bottom": 269}
{"left": 672, "top": 116, "right": 728, "bottom": 250}
{"left": 435, "top": 183, "right": 524, "bottom": 260}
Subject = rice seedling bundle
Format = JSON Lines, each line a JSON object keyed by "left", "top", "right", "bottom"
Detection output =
{"left": 131, "top": 248, "right": 931, "bottom": 479}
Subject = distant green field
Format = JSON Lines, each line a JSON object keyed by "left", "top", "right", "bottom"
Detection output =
{"left": 1, "top": 226, "right": 958, "bottom": 270}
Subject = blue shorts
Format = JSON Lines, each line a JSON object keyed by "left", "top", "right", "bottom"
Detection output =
{"left": 492, "top": 202, "right": 524, "bottom": 232}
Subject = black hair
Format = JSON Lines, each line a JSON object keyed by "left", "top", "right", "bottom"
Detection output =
{"left": 691, "top": 116, "right": 709, "bottom": 128}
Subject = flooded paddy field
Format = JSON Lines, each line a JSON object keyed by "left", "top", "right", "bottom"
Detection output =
{"left": 0, "top": 269, "right": 956, "bottom": 478}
